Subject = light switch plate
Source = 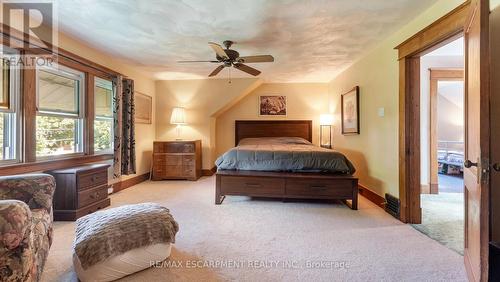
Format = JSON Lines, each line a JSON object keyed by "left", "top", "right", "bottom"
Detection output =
{"left": 378, "top": 107, "right": 385, "bottom": 117}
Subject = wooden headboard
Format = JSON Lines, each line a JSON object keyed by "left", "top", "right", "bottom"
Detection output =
{"left": 235, "top": 120, "right": 312, "bottom": 146}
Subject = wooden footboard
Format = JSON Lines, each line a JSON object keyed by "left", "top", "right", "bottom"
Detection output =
{"left": 215, "top": 170, "right": 358, "bottom": 210}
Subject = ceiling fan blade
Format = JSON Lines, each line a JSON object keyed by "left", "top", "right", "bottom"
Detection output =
{"left": 233, "top": 63, "right": 261, "bottom": 76}
{"left": 177, "top": 60, "right": 219, "bottom": 63}
{"left": 209, "top": 65, "right": 225, "bottom": 77}
{"left": 237, "top": 55, "right": 274, "bottom": 63}
{"left": 208, "top": 42, "right": 229, "bottom": 60}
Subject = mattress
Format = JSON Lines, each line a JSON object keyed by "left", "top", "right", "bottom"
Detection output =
{"left": 73, "top": 243, "right": 172, "bottom": 282}
{"left": 215, "top": 137, "right": 355, "bottom": 174}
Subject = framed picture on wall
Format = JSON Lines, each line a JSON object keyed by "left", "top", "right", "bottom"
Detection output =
{"left": 135, "top": 92, "right": 152, "bottom": 124}
{"left": 341, "top": 86, "right": 360, "bottom": 135}
{"left": 259, "top": 95, "right": 287, "bottom": 116}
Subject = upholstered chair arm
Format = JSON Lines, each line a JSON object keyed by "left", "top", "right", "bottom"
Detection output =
{"left": 0, "top": 174, "right": 56, "bottom": 214}
{"left": 0, "top": 200, "right": 32, "bottom": 252}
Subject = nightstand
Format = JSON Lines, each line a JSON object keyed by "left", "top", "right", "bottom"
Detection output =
{"left": 45, "top": 163, "right": 111, "bottom": 221}
{"left": 152, "top": 140, "right": 202, "bottom": 181}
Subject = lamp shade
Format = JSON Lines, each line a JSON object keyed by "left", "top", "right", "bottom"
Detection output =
{"left": 170, "top": 107, "right": 187, "bottom": 125}
{"left": 320, "top": 114, "right": 334, "bottom": 125}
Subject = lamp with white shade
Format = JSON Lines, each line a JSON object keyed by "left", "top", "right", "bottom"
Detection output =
{"left": 170, "top": 107, "right": 187, "bottom": 140}
{"left": 319, "top": 114, "right": 334, "bottom": 149}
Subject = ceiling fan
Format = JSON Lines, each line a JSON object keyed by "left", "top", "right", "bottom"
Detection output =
{"left": 177, "top": 40, "right": 274, "bottom": 77}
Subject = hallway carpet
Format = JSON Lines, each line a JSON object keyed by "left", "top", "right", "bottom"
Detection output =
{"left": 412, "top": 192, "right": 464, "bottom": 255}
{"left": 42, "top": 176, "right": 467, "bottom": 282}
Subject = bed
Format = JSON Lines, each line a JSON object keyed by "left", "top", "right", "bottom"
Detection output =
{"left": 215, "top": 120, "right": 359, "bottom": 209}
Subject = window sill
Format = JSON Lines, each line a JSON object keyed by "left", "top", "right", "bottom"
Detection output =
{"left": 0, "top": 154, "right": 113, "bottom": 176}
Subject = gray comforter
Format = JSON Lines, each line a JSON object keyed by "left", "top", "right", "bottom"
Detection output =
{"left": 215, "top": 137, "right": 355, "bottom": 174}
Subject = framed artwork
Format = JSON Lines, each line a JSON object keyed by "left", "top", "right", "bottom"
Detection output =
{"left": 135, "top": 92, "right": 152, "bottom": 124}
{"left": 259, "top": 95, "right": 287, "bottom": 116}
{"left": 341, "top": 86, "right": 360, "bottom": 135}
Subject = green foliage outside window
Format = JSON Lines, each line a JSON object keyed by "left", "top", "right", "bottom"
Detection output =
{"left": 94, "top": 119, "right": 113, "bottom": 151}
{"left": 36, "top": 116, "right": 77, "bottom": 156}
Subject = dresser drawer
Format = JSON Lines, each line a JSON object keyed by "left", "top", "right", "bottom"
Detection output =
{"left": 78, "top": 198, "right": 110, "bottom": 217}
{"left": 163, "top": 143, "right": 195, "bottom": 153}
{"left": 220, "top": 176, "right": 285, "bottom": 196}
{"left": 166, "top": 155, "right": 183, "bottom": 165}
{"left": 163, "top": 165, "right": 183, "bottom": 177}
{"left": 183, "top": 155, "right": 195, "bottom": 166}
{"left": 182, "top": 166, "right": 195, "bottom": 177}
{"left": 152, "top": 140, "right": 201, "bottom": 181}
{"left": 285, "top": 179, "right": 353, "bottom": 198}
{"left": 78, "top": 185, "right": 108, "bottom": 208}
{"left": 78, "top": 170, "right": 108, "bottom": 190}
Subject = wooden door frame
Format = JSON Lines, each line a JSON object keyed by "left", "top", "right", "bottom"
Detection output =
{"left": 424, "top": 68, "right": 464, "bottom": 195}
{"left": 395, "top": 1, "right": 470, "bottom": 224}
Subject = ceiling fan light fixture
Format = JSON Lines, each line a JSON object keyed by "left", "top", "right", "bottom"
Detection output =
{"left": 179, "top": 40, "right": 274, "bottom": 78}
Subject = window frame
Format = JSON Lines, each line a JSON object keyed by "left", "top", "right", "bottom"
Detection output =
{"left": 35, "top": 64, "right": 86, "bottom": 160}
{"left": 0, "top": 27, "right": 122, "bottom": 174}
{"left": 93, "top": 76, "right": 114, "bottom": 154}
{"left": 0, "top": 45, "right": 21, "bottom": 165}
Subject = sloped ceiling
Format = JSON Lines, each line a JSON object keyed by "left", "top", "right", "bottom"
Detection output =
{"left": 55, "top": 0, "right": 437, "bottom": 82}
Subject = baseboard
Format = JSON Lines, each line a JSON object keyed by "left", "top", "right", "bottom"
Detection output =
{"left": 113, "top": 172, "right": 150, "bottom": 193}
{"left": 202, "top": 166, "right": 217, "bottom": 176}
{"left": 358, "top": 184, "right": 386, "bottom": 209}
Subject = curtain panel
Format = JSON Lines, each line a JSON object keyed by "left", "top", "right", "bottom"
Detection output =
{"left": 113, "top": 77, "right": 136, "bottom": 178}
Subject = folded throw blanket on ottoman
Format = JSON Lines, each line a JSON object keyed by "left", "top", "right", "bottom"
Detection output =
{"left": 74, "top": 203, "right": 179, "bottom": 270}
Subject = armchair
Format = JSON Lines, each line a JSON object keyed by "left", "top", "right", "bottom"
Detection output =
{"left": 0, "top": 174, "right": 55, "bottom": 282}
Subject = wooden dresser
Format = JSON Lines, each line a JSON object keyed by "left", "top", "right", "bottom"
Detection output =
{"left": 152, "top": 140, "right": 202, "bottom": 181}
{"left": 46, "top": 163, "right": 110, "bottom": 221}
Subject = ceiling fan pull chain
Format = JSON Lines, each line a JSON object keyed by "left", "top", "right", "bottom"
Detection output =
{"left": 229, "top": 67, "right": 232, "bottom": 84}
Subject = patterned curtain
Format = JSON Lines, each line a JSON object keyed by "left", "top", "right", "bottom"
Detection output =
{"left": 113, "top": 77, "right": 136, "bottom": 178}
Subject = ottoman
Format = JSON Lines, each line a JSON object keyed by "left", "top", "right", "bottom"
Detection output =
{"left": 72, "top": 203, "right": 179, "bottom": 282}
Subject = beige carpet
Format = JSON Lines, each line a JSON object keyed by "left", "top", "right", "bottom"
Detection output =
{"left": 42, "top": 176, "right": 467, "bottom": 282}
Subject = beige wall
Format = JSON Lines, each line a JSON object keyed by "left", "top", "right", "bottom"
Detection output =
{"left": 215, "top": 83, "right": 329, "bottom": 157}
{"left": 155, "top": 78, "right": 262, "bottom": 169}
{"left": 437, "top": 92, "right": 464, "bottom": 142}
{"left": 328, "top": 0, "right": 465, "bottom": 197}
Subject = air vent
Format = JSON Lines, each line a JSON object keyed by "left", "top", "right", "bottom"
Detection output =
{"left": 385, "top": 193, "right": 400, "bottom": 218}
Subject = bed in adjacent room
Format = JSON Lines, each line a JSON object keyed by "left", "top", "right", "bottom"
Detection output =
{"left": 215, "top": 120, "right": 358, "bottom": 209}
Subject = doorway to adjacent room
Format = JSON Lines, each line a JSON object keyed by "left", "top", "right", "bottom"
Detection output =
{"left": 412, "top": 37, "right": 465, "bottom": 254}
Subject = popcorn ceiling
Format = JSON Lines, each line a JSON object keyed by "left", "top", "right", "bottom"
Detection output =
{"left": 55, "top": 0, "right": 437, "bottom": 82}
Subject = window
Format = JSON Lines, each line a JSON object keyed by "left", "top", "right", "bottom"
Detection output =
{"left": 94, "top": 77, "right": 114, "bottom": 152}
{"left": 0, "top": 46, "right": 20, "bottom": 164}
{"left": 36, "top": 65, "right": 85, "bottom": 158}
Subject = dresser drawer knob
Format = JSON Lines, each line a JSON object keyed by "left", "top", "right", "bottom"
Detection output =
{"left": 90, "top": 192, "right": 100, "bottom": 199}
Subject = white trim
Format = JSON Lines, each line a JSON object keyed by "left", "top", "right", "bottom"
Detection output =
{"left": 94, "top": 77, "right": 114, "bottom": 153}
{"left": 35, "top": 63, "right": 86, "bottom": 159}
{"left": 0, "top": 45, "right": 21, "bottom": 165}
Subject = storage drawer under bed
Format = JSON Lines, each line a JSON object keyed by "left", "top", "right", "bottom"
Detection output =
{"left": 219, "top": 176, "right": 285, "bottom": 196}
{"left": 285, "top": 178, "right": 354, "bottom": 198}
